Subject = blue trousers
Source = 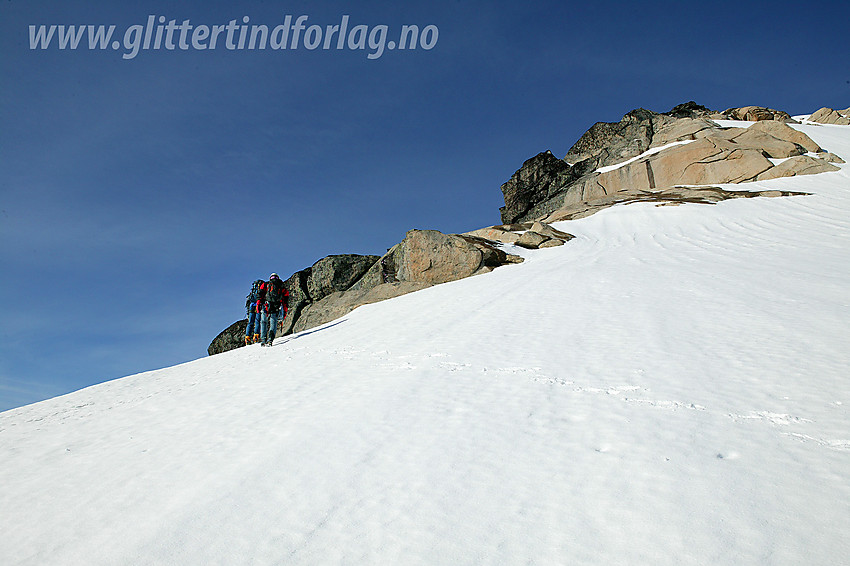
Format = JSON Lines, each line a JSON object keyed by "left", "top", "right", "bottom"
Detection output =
{"left": 246, "top": 310, "right": 261, "bottom": 338}
{"left": 261, "top": 309, "right": 281, "bottom": 344}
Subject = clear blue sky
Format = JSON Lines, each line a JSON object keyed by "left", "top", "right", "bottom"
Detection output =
{"left": 1, "top": 0, "right": 848, "bottom": 412}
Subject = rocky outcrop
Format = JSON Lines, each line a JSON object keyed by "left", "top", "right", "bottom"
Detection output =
{"left": 210, "top": 229, "right": 531, "bottom": 354}
{"left": 465, "top": 221, "right": 574, "bottom": 249}
{"left": 564, "top": 108, "right": 675, "bottom": 174}
{"left": 720, "top": 106, "right": 797, "bottom": 123}
{"left": 499, "top": 109, "right": 682, "bottom": 224}
{"left": 499, "top": 151, "right": 576, "bottom": 227}
{"left": 661, "top": 102, "right": 797, "bottom": 123}
{"left": 395, "top": 230, "right": 488, "bottom": 283}
{"left": 208, "top": 319, "right": 248, "bottom": 355}
{"left": 808, "top": 107, "right": 850, "bottom": 126}
{"left": 278, "top": 254, "right": 378, "bottom": 337}
{"left": 287, "top": 229, "right": 525, "bottom": 334}
{"left": 649, "top": 117, "right": 719, "bottom": 148}
{"left": 664, "top": 101, "right": 713, "bottom": 119}
{"left": 500, "top": 103, "right": 836, "bottom": 225}
{"left": 212, "top": 101, "right": 845, "bottom": 356}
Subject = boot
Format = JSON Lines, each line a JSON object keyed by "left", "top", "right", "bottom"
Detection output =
{"left": 245, "top": 336, "right": 251, "bottom": 346}
{"left": 253, "top": 334, "right": 260, "bottom": 344}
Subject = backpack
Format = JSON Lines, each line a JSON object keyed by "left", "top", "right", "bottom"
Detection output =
{"left": 247, "top": 279, "right": 264, "bottom": 303}
{"left": 246, "top": 279, "right": 264, "bottom": 312}
{"left": 265, "top": 278, "right": 288, "bottom": 307}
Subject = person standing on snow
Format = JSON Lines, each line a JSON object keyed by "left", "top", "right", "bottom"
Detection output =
{"left": 260, "top": 273, "right": 289, "bottom": 347}
{"left": 245, "top": 279, "right": 265, "bottom": 345}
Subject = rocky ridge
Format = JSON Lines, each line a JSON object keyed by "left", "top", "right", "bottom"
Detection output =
{"left": 500, "top": 102, "right": 841, "bottom": 224}
{"left": 209, "top": 101, "right": 846, "bottom": 355}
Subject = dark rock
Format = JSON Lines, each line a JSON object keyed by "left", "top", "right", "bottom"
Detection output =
{"left": 500, "top": 107, "right": 677, "bottom": 224}
{"left": 279, "top": 268, "right": 312, "bottom": 337}
{"left": 564, "top": 108, "right": 674, "bottom": 172}
{"left": 499, "top": 151, "right": 576, "bottom": 225}
{"left": 208, "top": 319, "right": 248, "bottom": 355}
{"left": 308, "top": 254, "right": 380, "bottom": 303}
{"left": 280, "top": 254, "right": 378, "bottom": 337}
{"left": 665, "top": 101, "right": 713, "bottom": 119}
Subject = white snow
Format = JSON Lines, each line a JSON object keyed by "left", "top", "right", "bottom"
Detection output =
{"left": 1, "top": 124, "right": 849, "bottom": 565}
{"left": 595, "top": 140, "right": 695, "bottom": 173}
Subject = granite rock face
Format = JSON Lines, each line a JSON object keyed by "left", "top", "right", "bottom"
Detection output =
{"left": 500, "top": 108, "right": 679, "bottom": 224}
{"left": 500, "top": 102, "right": 835, "bottom": 225}
{"left": 208, "top": 319, "right": 248, "bottom": 356}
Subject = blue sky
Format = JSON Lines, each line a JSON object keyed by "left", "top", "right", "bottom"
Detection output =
{"left": 1, "top": 0, "right": 848, "bottom": 412}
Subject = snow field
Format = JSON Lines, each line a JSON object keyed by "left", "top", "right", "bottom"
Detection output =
{"left": 1, "top": 122, "right": 849, "bottom": 565}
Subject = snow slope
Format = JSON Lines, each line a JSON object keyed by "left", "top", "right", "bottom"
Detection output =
{"left": 1, "top": 123, "right": 849, "bottom": 565}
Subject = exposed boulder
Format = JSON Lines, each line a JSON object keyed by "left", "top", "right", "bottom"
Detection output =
{"left": 808, "top": 107, "right": 850, "bottom": 126}
{"left": 515, "top": 230, "right": 549, "bottom": 249}
{"left": 393, "top": 230, "right": 486, "bottom": 284}
{"left": 464, "top": 226, "right": 523, "bottom": 244}
{"left": 530, "top": 221, "right": 574, "bottom": 241}
{"left": 465, "top": 221, "right": 573, "bottom": 249}
{"left": 208, "top": 319, "right": 248, "bottom": 355}
{"left": 755, "top": 156, "right": 840, "bottom": 181}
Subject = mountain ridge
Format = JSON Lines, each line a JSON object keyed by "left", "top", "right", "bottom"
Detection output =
{"left": 210, "top": 102, "right": 846, "bottom": 355}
